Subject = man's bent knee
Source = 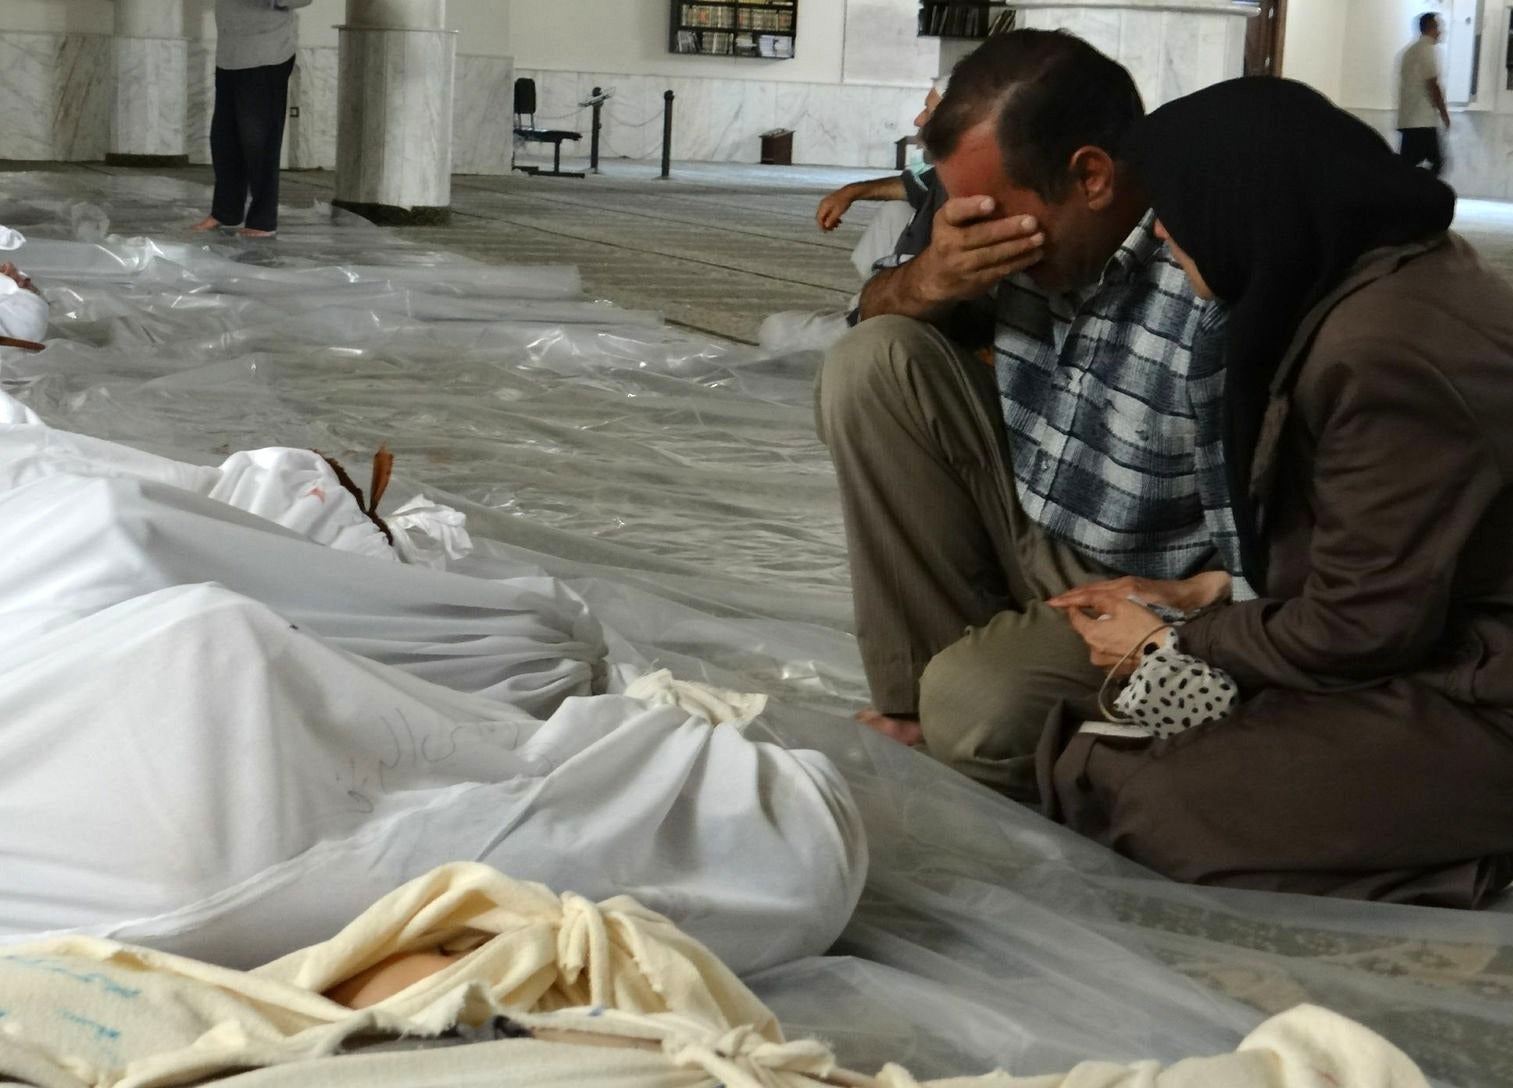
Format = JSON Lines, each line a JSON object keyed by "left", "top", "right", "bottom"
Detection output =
{"left": 918, "top": 608, "right": 1102, "bottom": 794}
{"left": 918, "top": 622, "right": 1050, "bottom": 769}
{"left": 817, "top": 316, "right": 949, "bottom": 441}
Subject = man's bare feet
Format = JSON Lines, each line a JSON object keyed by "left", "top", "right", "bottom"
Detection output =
{"left": 190, "top": 216, "right": 222, "bottom": 232}
{"left": 237, "top": 227, "right": 276, "bottom": 238}
{"left": 856, "top": 707, "right": 924, "bottom": 747}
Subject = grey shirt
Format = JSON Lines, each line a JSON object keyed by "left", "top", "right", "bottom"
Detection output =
{"left": 215, "top": 0, "right": 312, "bottom": 71}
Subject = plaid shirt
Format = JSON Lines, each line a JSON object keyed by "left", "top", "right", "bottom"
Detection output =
{"left": 995, "top": 213, "right": 1243, "bottom": 583}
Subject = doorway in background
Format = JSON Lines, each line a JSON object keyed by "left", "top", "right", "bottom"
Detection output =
{"left": 1245, "top": 0, "right": 1288, "bottom": 77}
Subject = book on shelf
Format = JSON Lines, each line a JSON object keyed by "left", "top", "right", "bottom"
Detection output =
{"left": 738, "top": 8, "right": 793, "bottom": 31}
{"left": 920, "top": 2, "right": 993, "bottom": 38}
{"left": 671, "top": 0, "right": 796, "bottom": 57}
{"left": 683, "top": 3, "right": 734, "bottom": 29}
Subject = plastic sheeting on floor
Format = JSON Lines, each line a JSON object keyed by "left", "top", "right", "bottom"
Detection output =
{"left": 2, "top": 172, "right": 1512, "bottom": 1088}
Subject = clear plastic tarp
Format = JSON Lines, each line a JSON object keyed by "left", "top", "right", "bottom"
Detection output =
{"left": 3, "top": 173, "right": 1512, "bottom": 1087}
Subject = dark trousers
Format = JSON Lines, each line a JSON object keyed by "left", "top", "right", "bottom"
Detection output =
{"left": 1041, "top": 680, "right": 1513, "bottom": 908}
{"left": 1399, "top": 127, "right": 1444, "bottom": 177}
{"left": 210, "top": 57, "right": 295, "bottom": 232}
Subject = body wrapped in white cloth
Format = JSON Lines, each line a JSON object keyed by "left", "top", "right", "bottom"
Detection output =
{"left": 0, "top": 391, "right": 602, "bottom": 712}
{"left": 0, "top": 585, "right": 865, "bottom": 975}
{"left": 0, "top": 865, "right": 1428, "bottom": 1088}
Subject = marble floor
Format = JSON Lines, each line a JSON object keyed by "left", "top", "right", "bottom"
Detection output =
{"left": 8, "top": 157, "right": 1513, "bottom": 345}
{"left": 1, "top": 158, "right": 886, "bottom": 344}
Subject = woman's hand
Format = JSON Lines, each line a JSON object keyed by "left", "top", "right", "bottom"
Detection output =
{"left": 1055, "top": 593, "right": 1169, "bottom": 677}
{"left": 1048, "top": 570, "right": 1230, "bottom": 616}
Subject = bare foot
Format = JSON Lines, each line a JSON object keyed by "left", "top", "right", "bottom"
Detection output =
{"left": 190, "top": 216, "right": 222, "bottom": 232}
{"left": 856, "top": 707, "right": 924, "bottom": 747}
{"left": 236, "top": 227, "right": 277, "bottom": 238}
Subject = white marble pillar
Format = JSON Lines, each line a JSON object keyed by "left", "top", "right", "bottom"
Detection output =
{"left": 334, "top": 0, "right": 456, "bottom": 223}
{"left": 1008, "top": 0, "right": 1258, "bottom": 109}
{"left": 109, "top": 0, "right": 188, "bottom": 165}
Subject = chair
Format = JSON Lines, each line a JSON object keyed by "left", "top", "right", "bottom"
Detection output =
{"left": 513, "top": 78, "right": 584, "bottom": 179}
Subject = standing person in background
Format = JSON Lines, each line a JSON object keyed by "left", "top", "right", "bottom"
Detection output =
{"left": 1398, "top": 12, "right": 1451, "bottom": 177}
{"left": 192, "top": 0, "right": 313, "bottom": 238}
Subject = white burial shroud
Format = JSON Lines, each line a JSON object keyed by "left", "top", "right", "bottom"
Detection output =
{"left": 0, "top": 403, "right": 866, "bottom": 978}
{"left": 0, "top": 393, "right": 603, "bottom": 715}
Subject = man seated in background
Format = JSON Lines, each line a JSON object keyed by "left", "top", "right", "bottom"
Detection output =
{"left": 817, "top": 78, "right": 944, "bottom": 263}
{"left": 762, "top": 80, "right": 960, "bottom": 354}
{"left": 818, "top": 30, "right": 1234, "bottom": 802}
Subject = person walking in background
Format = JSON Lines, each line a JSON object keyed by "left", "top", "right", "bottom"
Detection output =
{"left": 1398, "top": 12, "right": 1451, "bottom": 177}
{"left": 192, "top": 0, "right": 313, "bottom": 238}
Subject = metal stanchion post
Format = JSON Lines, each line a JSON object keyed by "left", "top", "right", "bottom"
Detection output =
{"left": 589, "top": 86, "right": 603, "bottom": 173}
{"left": 660, "top": 90, "right": 675, "bottom": 179}
{"left": 578, "top": 86, "right": 611, "bottom": 175}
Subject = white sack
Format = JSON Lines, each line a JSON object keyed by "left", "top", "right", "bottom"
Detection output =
{"left": 0, "top": 392, "right": 390, "bottom": 559}
{"left": 0, "top": 279, "right": 50, "bottom": 342}
{"left": 0, "top": 472, "right": 603, "bottom": 713}
{"left": 0, "top": 585, "right": 865, "bottom": 976}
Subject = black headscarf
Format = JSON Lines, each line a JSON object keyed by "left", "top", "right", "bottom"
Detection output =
{"left": 1125, "top": 77, "right": 1455, "bottom": 586}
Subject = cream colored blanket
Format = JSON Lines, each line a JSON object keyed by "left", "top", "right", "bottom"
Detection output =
{"left": 0, "top": 865, "right": 1429, "bottom": 1088}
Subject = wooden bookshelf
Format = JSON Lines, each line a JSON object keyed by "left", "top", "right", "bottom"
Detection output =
{"left": 670, "top": 1, "right": 797, "bottom": 59}
{"left": 918, "top": 2, "right": 1012, "bottom": 40}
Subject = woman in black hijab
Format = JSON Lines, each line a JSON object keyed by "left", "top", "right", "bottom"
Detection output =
{"left": 1044, "top": 78, "right": 1513, "bottom": 907}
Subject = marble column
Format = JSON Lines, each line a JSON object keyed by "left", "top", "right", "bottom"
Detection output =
{"left": 1008, "top": 0, "right": 1258, "bottom": 109}
{"left": 334, "top": 0, "right": 455, "bottom": 225}
{"left": 108, "top": 0, "right": 189, "bottom": 166}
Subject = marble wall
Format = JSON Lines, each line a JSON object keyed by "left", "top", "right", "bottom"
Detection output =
{"left": 186, "top": 39, "right": 214, "bottom": 163}
{"left": 1351, "top": 107, "right": 1513, "bottom": 201}
{"left": 1012, "top": 7, "right": 1248, "bottom": 110}
{"left": 1, "top": 30, "right": 513, "bottom": 177}
{"left": 112, "top": 35, "right": 187, "bottom": 158}
{"left": 0, "top": 32, "right": 112, "bottom": 160}
{"left": 452, "top": 53, "right": 515, "bottom": 176}
{"left": 842, "top": 0, "right": 941, "bottom": 87}
{"left": 515, "top": 68, "right": 927, "bottom": 168}
{"left": 287, "top": 45, "right": 340, "bottom": 170}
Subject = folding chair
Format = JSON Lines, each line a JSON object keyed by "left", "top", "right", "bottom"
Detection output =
{"left": 513, "top": 78, "right": 584, "bottom": 178}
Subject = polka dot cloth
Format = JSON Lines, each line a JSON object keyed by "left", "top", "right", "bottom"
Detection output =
{"left": 1111, "top": 631, "right": 1239, "bottom": 738}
